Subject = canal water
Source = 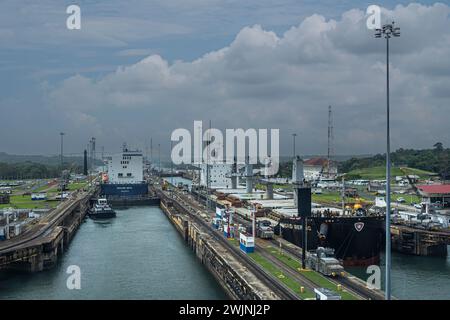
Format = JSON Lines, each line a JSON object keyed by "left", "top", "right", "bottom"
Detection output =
{"left": 348, "top": 249, "right": 450, "bottom": 300}
{"left": 0, "top": 206, "right": 227, "bottom": 299}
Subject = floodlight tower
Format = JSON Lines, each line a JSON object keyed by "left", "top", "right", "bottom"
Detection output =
{"left": 374, "top": 21, "right": 400, "bottom": 301}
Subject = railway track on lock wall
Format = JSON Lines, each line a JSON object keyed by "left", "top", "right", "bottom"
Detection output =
{"left": 158, "top": 189, "right": 300, "bottom": 300}
{"left": 267, "top": 238, "right": 384, "bottom": 300}
{"left": 165, "top": 187, "right": 383, "bottom": 300}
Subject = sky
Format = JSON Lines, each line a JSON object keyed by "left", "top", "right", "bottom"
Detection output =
{"left": 0, "top": 0, "right": 449, "bottom": 158}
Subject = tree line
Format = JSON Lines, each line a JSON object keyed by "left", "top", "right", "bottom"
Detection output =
{"left": 0, "top": 161, "right": 82, "bottom": 180}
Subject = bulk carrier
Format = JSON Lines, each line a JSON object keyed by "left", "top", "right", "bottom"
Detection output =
{"left": 275, "top": 157, "right": 384, "bottom": 266}
{"left": 277, "top": 213, "right": 384, "bottom": 266}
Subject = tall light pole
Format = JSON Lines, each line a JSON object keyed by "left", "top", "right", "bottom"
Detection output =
{"left": 158, "top": 143, "right": 161, "bottom": 178}
{"left": 375, "top": 21, "right": 400, "bottom": 300}
{"left": 170, "top": 140, "right": 174, "bottom": 198}
{"left": 60, "top": 132, "right": 65, "bottom": 202}
{"left": 60, "top": 132, "right": 65, "bottom": 169}
{"left": 292, "top": 133, "right": 297, "bottom": 159}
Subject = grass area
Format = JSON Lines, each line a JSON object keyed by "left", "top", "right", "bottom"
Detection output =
{"left": 265, "top": 247, "right": 358, "bottom": 300}
{"left": 313, "top": 190, "right": 420, "bottom": 206}
{"left": 312, "top": 191, "right": 366, "bottom": 204}
{"left": 248, "top": 252, "right": 315, "bottom": 299}
{"left": 392, "top": 194, "right": 421, "bottom": 204}
{"left": 0, "top": 201, "right": 57, "bottom": 209}
{"left": 0, "top": 194, "right": 58, "bottom": 209}
{"left": 34, "top": 182, "right": 57, "bottom": 192}
{"left": 346, "top": 166, "right": 434, "bottom": 180}
{"left": 400, "top": 167, "right": 435, "bottom": 178}
{"left": 228, "top": 238, "right": 240, "bottom": 247}
{"left": 67, "top": 182, "right": 88, "bottom": 191}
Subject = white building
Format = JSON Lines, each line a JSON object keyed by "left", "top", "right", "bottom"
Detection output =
{"left": 107, "top": 147, "right": 144, "bottom": 184}
{"left": 198, "top": 163, "right": 236, "bottom": 189}
{"left": 303, "top": 158, "right": 338, "bottom": 180}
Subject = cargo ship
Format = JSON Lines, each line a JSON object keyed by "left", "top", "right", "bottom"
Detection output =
{"left": 273, "top": 157, "right": 384, "bottom": 266}
{"left": 100, "top": 144, "right": 158, "bottom": 206}
{"left": 277, "top": 213, "right": 385, "bottom": 266}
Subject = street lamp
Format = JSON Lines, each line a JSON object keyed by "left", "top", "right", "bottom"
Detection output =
{"left": 374, "top": 21, "right": 400, "bottom": 300}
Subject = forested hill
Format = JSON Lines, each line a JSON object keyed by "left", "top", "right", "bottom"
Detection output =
{"left": 0, "top": 152, "right": 83, "bottom": 166}
{"left": 339, "top": 143, "right": 450, "bottom": 178}
{"left": 0, "top": 152, "right": 88, "bottom": 179}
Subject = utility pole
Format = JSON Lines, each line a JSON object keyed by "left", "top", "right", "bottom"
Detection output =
{"left": 101, "top": 146, "right": 105, "bottom": 172}
{"left": 375, "top": 21, "right": 400, "bottom": 301}
{"left": 292, "top": 133, "right": 297, "bottom": 159}
{"left": 150, "top": 137, "right": 153, "bottom": 167}
{"left": 91, "top": 137, "right": 96, "bottom": 172}
{"left": 341, "top": 176, "right": 345, "bottom": 214}
{"left": 206, "top": 120, "right": 211, "bottom": 209}
{"left": 60, "top": 132, "right": 65, "bottom": 203}
{"left": 170, "top": 140, "right": 174, "bottom": 198}
{"left": 158, "top": 143, "right": 161, "bottom": 178}
{"left": 60, "top": 132, "right": 65, "bottom": 169}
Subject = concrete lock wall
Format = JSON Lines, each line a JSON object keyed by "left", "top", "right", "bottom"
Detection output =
{"left": 159, "top": 196, "right": 264, "bottom": 300}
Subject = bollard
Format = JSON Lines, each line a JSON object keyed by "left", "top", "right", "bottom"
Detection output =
{"left": 337, "top": 284, "right": 342, "bottom": 291}
{"left": 300, "top": 286, "right": 305, "bottom": 293}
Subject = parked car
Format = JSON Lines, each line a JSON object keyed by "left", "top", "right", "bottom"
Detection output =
{"left": 396, "top": 197, "right": 406, "bottom": 203}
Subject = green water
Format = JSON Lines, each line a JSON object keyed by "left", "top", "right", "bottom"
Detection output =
{"left": 0, "top": 206, "right": 227, "bottom": 299}
{"left": 348, "top": 250, "right": 450, "bottom": 300}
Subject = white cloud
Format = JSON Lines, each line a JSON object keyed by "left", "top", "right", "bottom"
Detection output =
{"left": 45, "top": 3, "right": 450, "bottom": 155}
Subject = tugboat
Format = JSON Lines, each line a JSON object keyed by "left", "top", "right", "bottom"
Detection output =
{"left": 89, "top": 198, "right": 116, "bottom": 219}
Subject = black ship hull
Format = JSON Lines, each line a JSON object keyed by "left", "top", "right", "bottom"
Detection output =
{"left": 277, "top": 215, "right": 385, "bottom": 266}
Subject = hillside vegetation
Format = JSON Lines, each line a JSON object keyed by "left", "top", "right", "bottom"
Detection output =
{"left": 339, "top": 143, "right": 448, "bottom": 179}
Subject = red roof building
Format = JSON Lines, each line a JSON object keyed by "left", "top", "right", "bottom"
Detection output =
{"left": 417, "top": 184, "right": 450, "bottom": 208}
{"left": 304, "top": 158, "right": 329, "bottom": 166}
{"left": 417, "top": 184, "right": 450, "bottom": 196}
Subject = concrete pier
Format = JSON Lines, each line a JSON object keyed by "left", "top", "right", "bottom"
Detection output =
{"left": 391, "top": 225, "right": 450, "bottom": 256}
{"left": 0, "top": 189, "right": 96, "bottom": 272}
